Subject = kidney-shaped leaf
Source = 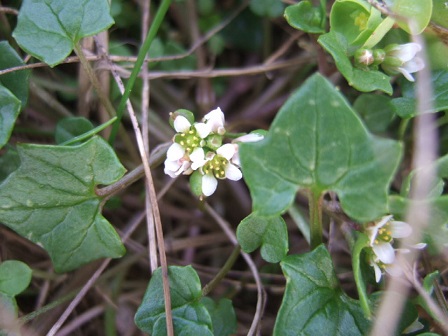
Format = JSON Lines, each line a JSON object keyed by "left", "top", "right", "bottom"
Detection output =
{"left": 237, "top": 213, "right": 288, "bottom": 263}
{"left": 0, "top": 86, "right": 21, "bottom": 149}
{"left": 274, "top": 245, "right": 370, "bottom": 335}
{"left": 0, "top": 136, "right": 126, "bottom": 273}
{"left": 13, "top": 0, "right": 114, "bottom": 66}
{"left": 0, "top": 260, "right": 32, "bottom": 297}
{"left": 135, "top": 265, "right": 213, "bottom": 335}
{"left": 240, "top": 73, "right": 402, "bottom": 222}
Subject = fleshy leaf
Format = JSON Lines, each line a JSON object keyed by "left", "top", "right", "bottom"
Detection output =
{"left": 391, "top": 70, "right": 448, "bottom": 118}
{"left": 0, "top": 86, "right": 21, "bottom": 149}
{"left": 284, "top": 0, "right": 327, "bottom": 34}
{"left": 318, "top": 32, "right": 393, "bottom": 94}
{"left": 0, "top": 260, "right": 32, "bottom": 297}
{"left": 134, "top": 265, "right": 213, "bottom": 335}
{"left": 201, "top": 297, "right": 237, "bottom": 336}
{"left": 13, "top": 0, "right": 115, "bottom": 66}
{"left": 237, "top": 213, "right": 288, "bottom": 263}
{"left": 387, "top": 0, "right": 432, "bottom": 34}
{"left": 0, "top": 41, "right": 30, "bottom": 107}
{"left": 273, "top": 245, "right": 371, "bottom": 335}
{"left": 240, "top": 73, "right": 402, "bottom": 222}
{"left": 0, "top": 136, "right": 126, "bottom": 273}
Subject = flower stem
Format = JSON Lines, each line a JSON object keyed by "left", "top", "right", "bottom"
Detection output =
{"left": 309, "top": 189, "right": 323, "bottom": 249}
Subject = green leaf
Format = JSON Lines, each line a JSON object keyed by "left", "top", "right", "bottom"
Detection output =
{"left": 273, "top": 245, "right": 371, "bottom": 335}
{"left": 353, "top": 94, "right": 395, "bottom": 133}
{"left": 0, "top": 148, "right": 20, "bottom": 183}
{"left": 201, "top": 297, "right": 237, "bottom": 336}
{"left": 330, "top": 0, "right": 382, "bottom": 47}
{"left": 0, "top": 136, "right": 126, "bottom": 273}
{"left": 0, "top": 41, "right": 31, "bottom": 107}
{"left": 432, "top": 0, "right": 448, "bottom": 28}
{"left": 0, "top": 291, "right": 18, "bottom": 320}
{"left": 134, "top": 265, "right": 213, "bottom": 335}
{"left": 318, "top": 32, "right": 393, "bottom": 94}
{"left": 249, "top": 0, "right": 284, "bottom": 18}
{"left": 237, "top": 213, "right": 288, "bottom": 263}
{"left": 0, "top": 86, "right": 21, "bottom": 149}
{"left": 13, "top": 0, "right": 115, "bottom": 66}
{"left": 55, "top": 117, "right": 94, "bottom": 145}
{"left": 352, "top": 233, "right": 371, "bottom": 317}
{"left": 391, "top": 70, "right": 448, "bottom": 118}
{"left": 387, "top": 0, "right": 432, "bottom": 34}
{"left": 240, "top": 73, "right": 402, "bottom": 222}
{"left": 0, "top": 260, "right": 32, "bottom": 297}
{"left": 284, "top": 0, "right": 327, "bottom": 34}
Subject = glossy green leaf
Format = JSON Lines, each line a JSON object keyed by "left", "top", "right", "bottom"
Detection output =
{"left": 0, "top": 86, "right": 21, "bottom": 149}
{"left": 201, "top": 297, "right": 237, "bottom": 336}
{"left": 391, "top": 70, "right": 448, "bottom": 118}
{"left": 432, "top": 0, "right": 448, "bottom": 28}
{"left": 330, "top": 0, "right": 382, "bottom": 47}
{"left": 318, "top": 32, "right": 393, "bottom": 94}
{"left": 0, "top": 41, "right": 30, "bottom": 107}
{"left": 55, "top": 117, "right": 94, "bottom": 145}
{"left": 353, "top": 94, "right": 395, "bottom": 133}
{"left": 0, "top": 136, "right": 126, "bottom": 273}
{"left": 273, "top": 245, "right": 371, "bottom": 335}
{"left": 0, "top": 148, "right": 20, "bottom": 183}
{"left": 387, "top": 0, "right": 432, "bottom": 34}
{"left": 237, "top": 213, "right": 288, "bottom": 263}
{"left": 135, "top": 265, "right": 213, "bottom": 335}
{"left": 249, "top": 0, "right": 284, "bottom": 18}
{"left": 240, "top": 73, "right": 402, "bottom": 222}
{"left": 0, "top": 260, "right": 32, "bottom": 297}
{"left": 284, "top": 0, "right": 327, "bottom": 34}
{"left": 13, "top": 0, "right": 115, "bottom": 66}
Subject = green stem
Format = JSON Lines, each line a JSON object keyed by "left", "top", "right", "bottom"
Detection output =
{"left": 350, "top": 232, "right": 371, "bottom": 318}
{"left": 59, "top": 117, "right": 117, "bottom": 146}
{"left": 309, "top": 189, "right": 323, "bottom": 249}
{"left": 398, "top": 117, "right": 410, "bottom": 141}
{"left": 109, "top": 0, "right": 173, "bottom": 145}
{"left": 202, "top": 245, "right": 241, "bottom": 296}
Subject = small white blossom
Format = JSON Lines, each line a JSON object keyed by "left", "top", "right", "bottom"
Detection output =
{"left": 382, "top": 43, "right": 424, "bottom": 82}
{"left": 203, "top": 107, "right": 226, "bottom": 135}
{"left": 231, "top": 132, "right": 265, "bottom": 166}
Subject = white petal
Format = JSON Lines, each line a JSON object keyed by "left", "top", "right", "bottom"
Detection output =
{"left": 412, "top": 243, "right": 427, "bottom": 249}
{"left": 390, "top": 220, "right": 412, "bottom": 238}
{"left": 399, "top": 68, "right": 415, "bottom": 82}
{"left": 231, "top": 151, "right": 241, "bottom": 167}
{"left": 194, "top": 122, "right": 211, "bottom": 138}
{"left": 225, "top": 164, "right": 242, "bottom": 181}
{"left": 372, "top": 242, "right": 395, "bottom": 264}
{"left": 190, "top": 148, "right": 208, "bottom": 170}
{"left": 377, "top": 215, "right": 393, "bottom": 228}
{"left": 392, "top": 43, "right": 421, "bottom": 63}
{"left": 173, "top": 116, "right": 191, "bottom": 133}
{"left": 371, "top": 262, "right": 383, "bottom": 283}
{"left": 202, "top": 174, "right": 218, "bottom": 196}
{"left": 217, "top": 143, "right": 236, "bottom": 160}
{"left": 233, "top": 133, "right": 264, "bottom": 143}
{"left": 203, "top": 107, "right": 225, "bottom": 133}
{"left": 177, "top": 161, "right": 191, "bottom": 175}
{"left": 166, "top": 143, "right": 185, "bottom": 160}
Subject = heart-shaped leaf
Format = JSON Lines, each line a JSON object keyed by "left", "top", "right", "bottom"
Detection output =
{"left": 0, "top": 41, "right": 30, "bottom": 107}
{"left": 13, "top": 0, "right": 114, "bottom": 66}
{"left": 0, "top": 136, "right": 126, "bottom": 272}
{"left": 55, "top": 117, "right": 94, "bottom": 145}
{"left": 353, "top": 94, "right": 395, "bottom": 133}
{"left": 134, "top": 265, "right": 213, "bottom": 335}
{"left": 237, "top": 213, "right": 288, "bottom": 263}
{"left": 387, "top": 0, "right": 432, "bottom": 34}
{"left": 0, "top": 86, "right": 21, "bottom": 149}
{"left": 240, "top": 73, "right": 402, "bottom": 222}
{"left": 318, "top": 32, "right": 393, "bottom": 94}
{"left": 201, "top": 297, "right": 237, "bottom": 336}
{"left": 273, "top": 245, "right": 371, "bottom": 335}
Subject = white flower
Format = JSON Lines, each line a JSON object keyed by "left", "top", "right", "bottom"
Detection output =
{"left": 365, "top": 215, "right": 412, "bottom": 264}
{"left": 203, "top": 107, "right": 226, "bottom": 135}
{"left": 164, "top": 147, "right": 192, "bottom": 178}
{"left": 198, "top": 144, "right": 242, "bottom": 197}
{"left": 381, "top": 43, "right": 424, "bottom": 82}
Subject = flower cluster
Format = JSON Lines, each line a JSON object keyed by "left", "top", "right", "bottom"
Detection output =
{"left": 164, "top": 107, "right": 263, "bottom": 197}
{"left": 364, "top": 215, "right": 425, "bottom": 283}
{"left": 354, "top": 43, "right": 424, "bottom": 82}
